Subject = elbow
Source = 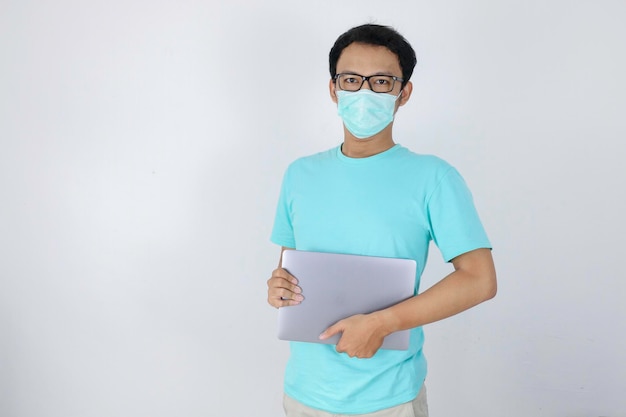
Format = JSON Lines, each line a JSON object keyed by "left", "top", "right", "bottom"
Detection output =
{"left": 483, "top": 271, "right": 497, "bottom": 301}
{"left": 453, "top": 248, "right": 497, "bottom": 303}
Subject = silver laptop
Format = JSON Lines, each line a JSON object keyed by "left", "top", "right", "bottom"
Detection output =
{"left": 277, "top": 250, "right": 416, "bottom": 350}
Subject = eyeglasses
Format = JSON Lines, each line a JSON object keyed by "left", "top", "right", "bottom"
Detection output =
{"left": 334, "top": 73, "right": 404, "bottom": 93}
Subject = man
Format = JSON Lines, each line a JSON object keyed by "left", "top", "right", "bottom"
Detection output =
{"left": 267, "top": 24, "right": 497, "bottom": 417}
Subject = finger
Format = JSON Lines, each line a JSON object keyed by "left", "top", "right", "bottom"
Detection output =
{"left": 267, "top": 279, "right": 302, "bottom": 297}
{"left": 267, "top": 268, "right": 304, "bottom": 309}
{"left": 272, "top": 287, "right": 304, "bottom": 302}
{"left": 272, "top": 268, "right": 299, "bottom": 285}
{"left": 267, "top": 280, "right": 303, "bottom": 298}
{"left": 319, "top": 321, "right": 343, "bottom": 340}
{"left": 268, "top": 287, "right": 304, "bottom": 308}
{"left": 268, "top": 270, "right": 302, "bottom": 294}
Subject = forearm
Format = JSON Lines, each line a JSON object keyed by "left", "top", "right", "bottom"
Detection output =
{"left": 376, "top": 249, "right": 497, "bottom": 334}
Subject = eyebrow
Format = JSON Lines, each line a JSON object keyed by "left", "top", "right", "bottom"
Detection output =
{"left": 338, "top": 71, "right": 400, "bottom": 78}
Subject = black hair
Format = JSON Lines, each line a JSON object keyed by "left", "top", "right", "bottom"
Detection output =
{"left": 329, "top": 24, "right": 417, "bottom": 88}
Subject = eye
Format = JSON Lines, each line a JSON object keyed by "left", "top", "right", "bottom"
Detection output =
{"left": 370, "top": 76, "right": 397, "bottom": 92}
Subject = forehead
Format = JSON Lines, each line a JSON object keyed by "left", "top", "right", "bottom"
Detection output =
{"left": 336, "top": 42, "right": 401, "bottom": 75}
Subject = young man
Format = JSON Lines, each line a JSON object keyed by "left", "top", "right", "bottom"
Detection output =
{"left": 267, "top": 24, "right": 497, "bottom": 417}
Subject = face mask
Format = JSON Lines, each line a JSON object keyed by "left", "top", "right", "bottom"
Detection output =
{"left": 336, "top": 89, "right": 401, "bottom": 139}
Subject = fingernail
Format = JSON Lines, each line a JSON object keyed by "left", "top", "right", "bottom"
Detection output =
{"left": 294, "top": 294, "right": 304, "bottom": 301}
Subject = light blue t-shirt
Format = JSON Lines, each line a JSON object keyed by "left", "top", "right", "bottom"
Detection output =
{"left": 271, "top": 144, "right": 491, "bottom": 414}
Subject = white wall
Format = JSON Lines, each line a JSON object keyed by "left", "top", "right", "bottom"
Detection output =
{"left": 1, "top": 1, "right": 625, "bottom": 416}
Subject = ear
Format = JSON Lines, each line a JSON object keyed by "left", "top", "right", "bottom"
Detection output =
{"left": 398, "top": 81, "right": 413, "bottom": 107}
{"left": 329, "top": 78, "right": 338, "bottom": 104}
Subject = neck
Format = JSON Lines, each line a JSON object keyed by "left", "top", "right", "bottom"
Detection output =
{"left": 340, "top": 125, "right": 395, "bottom": 158}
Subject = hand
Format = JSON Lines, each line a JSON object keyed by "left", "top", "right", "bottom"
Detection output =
{"left": 319, "top": 313, "right": 388, "bottom": 358}
{"left": 267, "top": 267, "right": 303, "bottom": 308}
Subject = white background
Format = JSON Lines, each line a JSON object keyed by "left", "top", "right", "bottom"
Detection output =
{"left": 1, "top": 1, "right": 625, "bottom": 416}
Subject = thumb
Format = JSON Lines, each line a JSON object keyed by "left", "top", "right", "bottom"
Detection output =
{"left": 319, "top": 320, "right": 344, "bottom": 340}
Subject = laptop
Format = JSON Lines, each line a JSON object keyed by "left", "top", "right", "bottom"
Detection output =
{"left": 277, "top": 250, "right": 416, "bottom": 350}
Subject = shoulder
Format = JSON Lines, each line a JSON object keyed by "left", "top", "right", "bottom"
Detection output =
{"left": 285, "top": 147, "right": 338, "bottom": 173}
{"left": 393, "top": 145, "right": 456, "bottom": 177}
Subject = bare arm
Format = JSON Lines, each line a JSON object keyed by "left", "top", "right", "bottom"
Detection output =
{"left": 320, "top": 248, "right": 497, "bottom": 357}
{"left": 378, "top": 247, "right": 496, "bottom": 330}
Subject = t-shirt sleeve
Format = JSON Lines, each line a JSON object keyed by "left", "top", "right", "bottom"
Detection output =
{"left": 426, "top": 167, "right": 492, "bottom": 262}
{"left": 270, "top": 166, "right": 296, "bottom": 248}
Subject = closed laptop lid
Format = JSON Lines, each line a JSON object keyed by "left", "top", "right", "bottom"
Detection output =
{"left": 277, "top": 250, "right": 416, "bottom": 350}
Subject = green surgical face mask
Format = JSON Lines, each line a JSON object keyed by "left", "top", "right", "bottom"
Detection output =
{"left": 337, "top": 89, "right": 401, "bottom": 139}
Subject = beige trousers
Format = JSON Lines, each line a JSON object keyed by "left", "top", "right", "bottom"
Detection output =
{"left": 283, "top": 385, "right": 428, "bottom": 417}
